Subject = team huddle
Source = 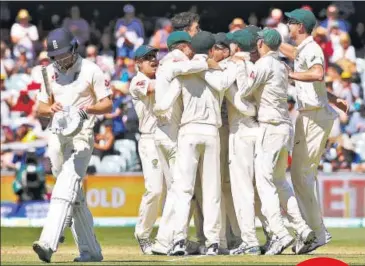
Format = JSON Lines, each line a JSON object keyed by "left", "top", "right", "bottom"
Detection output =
{"left": 31, "top": 8, "right": 348, "bottom": 263}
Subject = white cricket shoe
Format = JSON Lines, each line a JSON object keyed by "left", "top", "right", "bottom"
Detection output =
{"left": 32, "top": 241, "right": 53, "bottom": 263}
{"left": 169, "top": 240, "right": 187, "bottom": 256}
{"left": 265, "top": 234, "right": 294, "bottom": 255}
{"left": 206, "top": 243, "right": 219, "bottom": 256}
{"left": 295, "top": 228, "right": 316, "bottom": 254}
{"left": 73, "top": 252, "right": 103, "bottom": 262}
{"left": 230, "top": 242, "right": 261, "bottom": 255}
{"left": 325, "top": 229, "right": 332, "bottom": 243}
{"left": 135, "top": 234, "right": 153, "bottom": 255}
{"left": 151, "top": 240, "right": 170, "bottom": 255}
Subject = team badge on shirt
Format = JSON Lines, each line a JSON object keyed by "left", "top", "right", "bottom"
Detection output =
{"left": 136, "top": 80, "right": 146, "bottom": 87}
{"left": 249, "top": 71, "right": 255, "bottom": 79}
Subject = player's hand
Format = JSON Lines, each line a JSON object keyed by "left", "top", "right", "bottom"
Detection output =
{"left": 50, "top": 102, "right": 63, "bottom": 114}
{"left": 336, "top": 98, "right": 349, "bottom": 114}
{"left": 119, "top": 26, "right": 127, "bottom": 34}
{"left": 207, "top": 58, "right": 221, "bottom": 70}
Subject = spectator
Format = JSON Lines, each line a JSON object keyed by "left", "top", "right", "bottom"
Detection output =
{"left": 331, "top": 33, "right": 357, "bottom": 64}
{"left": 149, "top": 19, "right": 173, "bottom": 60}
{"left": 171, "top": 11, "right": 200, "bottom": 36}
{"left": 339, "top": 71, "right": 356, "bottom": 109}
{"left": 114, "top": 4, "right": 145, "bottom": 59}
{"left": 99, "top": 33, "right": 115, "bottom": 58}
{"left": 313, "top": 27, "right": 333, "bottom": 70}
{"left": 345, "top": 103, "right": 365, "bottom": 135}
{"left": 327, "top": 63, "right": 344, "bottom": 96}
{"left": 1, "top": 74, "right": 12, "bottom": 126}
{"left": 1, "top": 41, "right": 15, "bottom": 78}
{"left": 85, "top": 44, "right": 114, "bottom": 78}
{"left": 320, "top": 4, "right": 350, "bottom": 32}
{"left": 93, "top": 119, "right": 118, "bottom": 159}
{"left": 10, "top": 9, "right": 39, "bottom": 60}
{"left": 62, "top": 6, "right": 90, "bottom": 55}
{"left": 228, "top": 18, "right": 245, "bottom": 33}
{"left": 121, "top": 58, "right": 137, "bottom": 83}
{"left": 13, "top": 46, "right": 32, "bottom": 74}
{"left": 270, "top": 8, "right": 289, "bottom": 43}
{"left": 104, "top": 81, "right": 128, "bottom": 139}
{"left": 328, "top": 21, "right": 344, "bottom": 57}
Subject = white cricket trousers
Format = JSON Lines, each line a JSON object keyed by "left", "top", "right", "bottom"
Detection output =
{"left": 172, "top": 124, "right": 221, "bottom": 247}
{"left": 291, "top": 108, "right": 335, "bottom": 237}
{"left": 40, "top": 130, "right": 101, "bottom": 256}
{"left": 219, "top": 126, "right": 241, "bottom": 249}
{"left": 228, "top": 126, "right": 259, "bottom": 247}
{"left": 255, "top": 123, "right": 308, "bottom": 239}
{"left": 135, "top": 134, "right": 164, "bottom": 239}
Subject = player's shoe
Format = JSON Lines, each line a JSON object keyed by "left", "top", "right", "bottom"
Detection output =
{"left": 151, "top": 240, "right": 170, "bottom": 255}
{"left": 265, "top": 234, "right": 294, "bottom": 255}
{"left": 325, "top": 229, "right": 332, "bottom": 243}
{"left": 135, "top": 234, "right": 153, "bottom": 255}
{"left": 206, "top": 243, "right": 219, "bottom": 256}
{"left": 230, "top": 242, "right": 261, "bottom": 255}
{"left": 297, "top": 230, "right": 331, "bottom": 254}
{"left": 293, "top": 229, "right": 332, "bottom": 254}
{"left": 295, "top": 228, "right": 316, "bottom": 254}
{"left": 73, "top": 251, "right": 103, "bottom": 262}
{"left": 32, "top": 241, "right": 53, "bottom": 263}
{"left": 169, "top": 240, "right": 187, "bottom": 256}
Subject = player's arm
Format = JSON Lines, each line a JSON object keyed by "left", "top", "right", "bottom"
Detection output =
{"left": 166, "top": 57, "right": 208, "bottom": 81}
{"left": 154, "top": 78, "right": 182, "bottom": 115}
{"left": 201, "top": 61, "right": 237, "bottom": 92}
{"left": 86, "top": 68, "right": 113, "bottom": 115}
{"left": 288, "top": 64, "right": 324, "bottom": 82}
{"left": 225, "top": 83, "right": 256, "bottom": 116}
{"left": 279, "top": 43, "right": 297, "bottom": 61}
{"left": 327, "top": 90, "right": 349, "bottom": 113}
{"left": 36, "top": 73, "right": 61, "bottom": 117}
{"left": 237, "top": 61, "right": 269, "bottom": 98}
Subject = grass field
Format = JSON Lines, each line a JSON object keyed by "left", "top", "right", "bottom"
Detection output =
{"left": 1, "top": 227, "right": 364, "bottom": 265}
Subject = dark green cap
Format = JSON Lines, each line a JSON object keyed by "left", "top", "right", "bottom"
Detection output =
{"left": 257, "top": 28, "right": 282, "bottom": 51}
{"left": 284, "top": 9, "right": 317, "bottom": 33}
{"left": 167, "top": 31, "right": 192, "bottom": 49}
{"left": 191, "top": 31, "right": 216, "bottom": 55}
{"left": 232, "top": 29, "right": 257, "bottom": 52}
{"left": 245, "top": 25, "right": 261, "bottom": 37}
{"left": 214, "top": 32, "right": 230, "bottom": 48}
{"left": 134, "top": 45, "right": 158, "bottom": 59}
{"left": 226, "top": 32, "right": 234, "bottom": 41}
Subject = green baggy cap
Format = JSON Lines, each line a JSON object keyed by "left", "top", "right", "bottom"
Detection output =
{"left": 191, "top": 31, "right": 216, "bottom": 54}
{"left": 167, "top": 31, "right": 192, "bottom": 49}
{"left": 232, "top": 29, "right": 257, "bottom": 52}
{"left": 257, "top": 28, "right": 282, "bottom": 51}
{"left": 285, "top": 8, "right": 317, "bottom": 33}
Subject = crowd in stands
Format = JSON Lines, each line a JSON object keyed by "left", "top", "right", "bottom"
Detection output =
{"left": 1, "top": 3, "right": 364, "bottom": 174}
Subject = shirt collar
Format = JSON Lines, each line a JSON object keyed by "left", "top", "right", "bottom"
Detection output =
{"left": 297, "top": 36, "right": 314, "bottom": 52}
{"left": 137, "top": 71, "right": 151, "bottom": 81}
{"left": 262, "top": 50, "right": 279, "bottom": 59}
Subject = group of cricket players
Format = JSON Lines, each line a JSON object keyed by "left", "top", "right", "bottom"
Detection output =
{"left": 32, "top": 8, "right": 348, "bottom": 263}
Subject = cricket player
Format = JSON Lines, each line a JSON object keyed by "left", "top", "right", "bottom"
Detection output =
{"left": 237, "top": 28, "right": 315, "bottom": 255}
{"left": 171, "top": 11, "right": 206, "bottom": 245}
{"left": 279, "top": 9, "right": 349, "bottom": 253}
{"left": 33, "top": 28, "right": 112, "bottom": 263}
{"left": 129, "top": 45, "right": 162, "bottom": 255}
{"left": 154, "top": 31, "right": 237, "bottom": 256}
{"left": 219, "top": 29, "right": 262, "bottom": 255}
{"left": 212, "top": 32, "right": 242, "bottom": 252}
{"left": 152, "top": 31, "right": 209, "bottom": 255}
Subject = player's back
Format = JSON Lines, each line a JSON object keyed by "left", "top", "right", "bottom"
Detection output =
{"left": 254, "top": 52, "right": 291, "bottom": 125}
{"left": 178, "top": 72, "right": 222, "bottom": 129}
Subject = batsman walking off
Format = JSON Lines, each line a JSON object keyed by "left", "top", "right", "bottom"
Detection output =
{"left": 33, "top": 28, "right": 113, "bottom": 263}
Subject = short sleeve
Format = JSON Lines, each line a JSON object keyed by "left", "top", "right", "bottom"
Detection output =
{"left": 10, "top": 24, "right": 19, "bottom": 38}
{"left": 130, "top": 77, "right": 150, "bottom": 98}
{"left": 92, "top": 66, "right": 112, "bottom": 101}
{"left": 305, "top": 46, "right": 324, "bottom": 69}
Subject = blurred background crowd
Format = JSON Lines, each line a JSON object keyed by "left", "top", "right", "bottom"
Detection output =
{"left": 1, "top": 1, "right": 364, "bottom": 187}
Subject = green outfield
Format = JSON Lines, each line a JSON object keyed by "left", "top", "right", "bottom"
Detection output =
{"left": 1, "top": 227, "right": 364, "bottom": 265}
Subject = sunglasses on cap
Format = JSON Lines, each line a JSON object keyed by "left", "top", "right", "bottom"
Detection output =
{"left": 140, "top": 52, "right": 157, "bottom": 61}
